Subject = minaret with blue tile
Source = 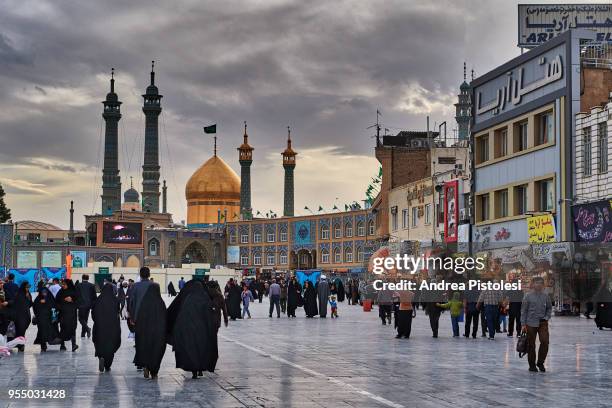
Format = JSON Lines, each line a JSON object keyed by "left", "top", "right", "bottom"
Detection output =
{"left": 101, "top": 68, "right": 122, "bottom": 215}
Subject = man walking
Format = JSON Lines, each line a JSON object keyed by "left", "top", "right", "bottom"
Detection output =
{"left": 268, "top": 279, "right": 281, "bottom": 318}
{"left": 521, "top": 277, "right": 552, "bottom": 372}
{"left": 477, "top": 282, "right": 503, "bottom": 340}
{"left": 280, "top": 280, "right": 288, "bottom": 314}
{"left": 77, "top": 274, "right": 97, "bottom": 338}
{"left": 506, "top": 283, "right": 523, "bottom": 337}
{"left": 463, "top": 288, "right": 480, "bottom": 339}
{"left": 178, "top": 277, "right": 186, "bottom": 291}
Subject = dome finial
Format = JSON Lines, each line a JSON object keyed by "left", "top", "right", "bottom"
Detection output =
{"left": 243, "top": 121, "right": 248, "bottom": 143}
{"left": 214, "top": 135, "right": 217, "bottom": 156}
{"left": 110, "top": 67, "right": 115, "bottom": 93}
{"left": 150, "top": 60, "right": 155, "bottom": 85}
{"left": 287, "top": 126, "right": 291, "bottom": 147}
{"left": 463, "top": 62, "right": 466, "bottom": 82}
{"left": 130, "top": 176, "right": 133, "bottom": 189}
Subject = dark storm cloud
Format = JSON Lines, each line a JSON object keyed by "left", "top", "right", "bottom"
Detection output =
{"left": 0, "top": 0, "right": 538, "bottom": 227}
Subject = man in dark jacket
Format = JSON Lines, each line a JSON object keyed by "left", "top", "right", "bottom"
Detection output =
{"left": 77, "top": 274, "right": 97, "bottom": 338}
{"left": 3, "top": 273, "right": 18, "bottom": 302}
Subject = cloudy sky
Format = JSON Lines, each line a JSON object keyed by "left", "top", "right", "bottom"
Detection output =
{"left": 0, "top": 0, "right": 580, "bottom": 229}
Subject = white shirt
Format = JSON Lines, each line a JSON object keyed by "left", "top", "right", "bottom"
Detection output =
{"left": 49, "top": 284, "right": 61, "bottom": 298}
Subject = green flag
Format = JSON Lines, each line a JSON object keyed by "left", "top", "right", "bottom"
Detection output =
{"left": 378, "top": 166, "right": 382, "bottom": 178}
{"left": 318, "top": 206, "right": 323, "bottom": 212}
{"left": 332, "top": 205, "right": 338, "bottom": 210}
{"left": 344, "top": 204, "right": 349, "bottom": 211}
{"left": 203, "top": 124, "right": 217, "bottom": 134}
{"left": 256, "top": 210, "right": 261, "bottom": 216}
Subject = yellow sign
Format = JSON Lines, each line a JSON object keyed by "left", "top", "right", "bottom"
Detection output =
{"left": 527, "top": 214, "right": 556, "bottom": 243}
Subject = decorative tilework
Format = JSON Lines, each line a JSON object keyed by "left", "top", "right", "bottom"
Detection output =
{"left": 252, "top": 224, "right": 262, "bottom": 234}
{"left": 343, "top": 215, "right": 354, "bottom": 226}
{"left": 264, "top": 245, "right": 276, "bottom": 254}
{"left": 278, "top": 245, "right": 288, "bottom": 254}
{"left": 319, "top": 242, "right": 330, "bottom": 252}
{"left": 238, "top": 224, "right": 249, "bottom": 235}
{"left": 240, "top": 246, "right": 249, "bottom": 256}
{"left": 251, "top": 246, "right": 262, "bottom": 256}
{"left": 265, "top": 223, "right": 276, "bottom": 235}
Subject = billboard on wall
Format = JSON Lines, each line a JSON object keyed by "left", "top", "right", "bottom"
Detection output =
{"left": 518, "top": 4, "right": 612, "bottom": 48}
{"left": 41, "top": 251, "right": 62, "bottom": 267}
{"left": 527, "top": 214, "right": 557, "bottom": 243}
{"left": 572, "top": 199, "right": 612, "bottom": 242}
{"left": 70, "top": 250, "right": 87, "bottom": 268}
{"left": 227, "top": 246, "right": 240, "bottom": 264}
{"left": 17, "top": 251, "right": 37, "bottom": 268}
{"left": 102, "top": 221, "right": 143, "bottom": 245}
{"left": 444, "top": 180, "right": 459, "bottom": 243}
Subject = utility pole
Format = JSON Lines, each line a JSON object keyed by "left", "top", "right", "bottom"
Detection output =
{"left": 367, "top": 109, "right": 382, "bottom": 146}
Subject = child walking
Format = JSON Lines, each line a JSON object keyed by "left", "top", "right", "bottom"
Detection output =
{"left": 241, "top": 285, "right": 254, "bottom": 319}
{"left": 329, "top": 295, "right": 338, "bottom": 318}
{"left": 437, "top": 292, "right": 463, "bottom": 337}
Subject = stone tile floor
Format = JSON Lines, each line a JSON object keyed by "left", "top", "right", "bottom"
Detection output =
{"left": 1, "top": 299, "right": 612, "bottom": 407}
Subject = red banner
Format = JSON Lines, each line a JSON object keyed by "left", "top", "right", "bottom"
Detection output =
{"left": 444, "top": 180, "right": 459, "bottom": 243}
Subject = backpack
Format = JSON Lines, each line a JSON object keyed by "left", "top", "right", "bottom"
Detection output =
{"left": 516, "top": 332, "right": 528, "bottom": 358}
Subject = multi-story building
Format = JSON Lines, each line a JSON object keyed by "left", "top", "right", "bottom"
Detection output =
{"left": 470, "top": 29, "right": 610, "bottom": 250}
{"left": 226, "top": 209, "right": 376, "bottom": 276}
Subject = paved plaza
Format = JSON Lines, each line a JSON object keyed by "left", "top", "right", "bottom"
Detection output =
{"left": 1, "top": 300, "right": 612, "bottom": 408}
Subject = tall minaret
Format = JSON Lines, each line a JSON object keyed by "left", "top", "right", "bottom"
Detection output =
{"left": 238, "top": 121, "right": 254, "bottom": 219}
{"left": 101, "top": 68, "right": 122, "bottom": 215}
{"left": 455, "top": 62, "right": 472, "bottom": 142}
{"left": 141, "top": 61, "right": 162, "bottom": 213}
{"left": 162, "top": 180, "right": 167, "bottom": 214}
{"left": 282, "top": 126, "right": 297, "bottom": 217}
{"left": 69, "top": 200, "right": 74, "bottom": 244}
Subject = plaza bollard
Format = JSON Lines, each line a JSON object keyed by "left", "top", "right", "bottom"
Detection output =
{"left": 362, "top": 299, "right": 372, "bottom": 312}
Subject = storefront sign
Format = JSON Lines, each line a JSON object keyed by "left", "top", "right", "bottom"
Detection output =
{"left": 444, "top": 180, "right": 459, "bottom": 243}
{"left": 518, "top": 4, "right": 612, "bottom": 48}
{"left": 527, "top": 214, "right": 557, "bottom": 243}
{"left": 572, "top": 200, "right": 612, "bottom": 242}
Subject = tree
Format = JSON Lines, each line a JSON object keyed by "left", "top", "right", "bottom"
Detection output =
{"left": 0, "top": 183, "right": 11, "bottom": 223}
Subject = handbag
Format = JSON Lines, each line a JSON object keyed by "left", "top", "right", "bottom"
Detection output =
{"left": 516, "top": 332, "right": 528, "bottom": 358}
{"left": 6, "top": 321, "right": 16, "bottom": 338}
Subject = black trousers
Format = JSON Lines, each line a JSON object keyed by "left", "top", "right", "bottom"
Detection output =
{"left": 280, "top": 298, "right": 287, "bottom": 313}
{"left": 379, "top": 305, "right": 392, "bottom": 324}
{"left": 508, "top": 309, "right": 521, "bottom": 335}
{"left": 480, "top": 308, "right": 487, "bottom": 335}
{"left": 78, "top": 307, "right": 91, "bottom": 336}
{"left": 269, "top": 296, "right": 280, "bottom": 317}
{"left": 397, "top": 310, "right": 413, "bottom": 337}
{"left": 464, "top": 310, "right": 479, "bottom": 337}
{"left": 429, "top": 312, "right": 440, "bottom": 337}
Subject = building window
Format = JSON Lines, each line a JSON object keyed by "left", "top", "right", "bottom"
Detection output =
{"left": 345, "top": 224, "right": 353, "bottom": 237}
{"left": 229, "top": 233, "right": 237, "bottom": 244}
{"left": 253, "top": 254, "right": 262, "bottom": 265}
{"left": 321, "top": 249, "right": 330, "bottom": 263}
{"left": 495, "top": 189, "right": 508, "bottom": 218}
{"left": 266, "top": 254, "right": 275, "bottom": 265}
{"left": 321, "top": 225, "right": 330, "bottom": 240}
{"left": 345, "top": 250, "right": 353, "bottom": 263}
{"left": 537, "top": 111, "right": 553, "bottom": 145}
{"left": 391, "top": 206, "right": 398, "bottom": 231}
{"left": 241, "top": 234, "right": 248, "bottom": 244}
{"left": 424, "top": 204, "right": 432, "bottom": 225}
{"left": 334, "top": 225, "right": 341, "bottom": 239}
{"left": 333, "top": 247, "right": 341, "bottom": 263}
{"left": 516, "top": 121, "right": 528, "bottom": 152}
{"left": 402, "top": 209, "right": 409, "bottom": 229}
{"left": 254, "top": 233, "right": 262, "bottom": 243}
{"left": 357, "top": 248, "right": 364, "bottom": 262}
{"left": 477, "top": 135, "right": 489, "bottom": 163}
{"left": 584, "top": 127, "right": 592, "bottom": 176}
{"left": 148, "top": 239, "right": 158, "bottom": 256}
{"left": 280, "top": 253, "right": 288, "bottom": 265}
{"left": 280, "top": 230, "right": 287, "bottom": 242}
{"left": 537, "top": 179, "right": 554, "bottom": 212}
{"left": 478, "top": 194, "right": 490, "bottom": 222}
{"left": 357, "top": 222, "right": 365, "bottom": 236}
{"left": 515, "top": 184, "right": 528, "bottom": 215}
{"left": 266, "top": 232, "right": 275, "bottom": 242}
{"left": 599, "top": 122, "right": 609, "bottom": 174}
{"left": 495, "top": 128, "right": 508, "bottom": 158}
{"left": 368, "top": 220, "right": 375, "bottom": 235}
{"left": 411, "top": 207, "right": 418, "bottom": 227}
{"left": 241, "top": 255, "right": 249, "bottom": 265}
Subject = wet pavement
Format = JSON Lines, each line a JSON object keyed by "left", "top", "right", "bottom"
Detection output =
{"left": 1, "top": 299, "right": 611, "bottom": 407}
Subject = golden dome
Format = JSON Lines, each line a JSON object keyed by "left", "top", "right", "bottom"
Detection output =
{"left": 185, "top": 155, "right": 241, "bottom": 201}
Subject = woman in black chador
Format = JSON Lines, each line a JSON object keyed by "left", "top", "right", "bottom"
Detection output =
{"left": 33, "top": 283, "right": 59, "bottom": 352}
{"left": 167, "top": 280, "right": 218, "bottom": 379}
{"left": 12, "top": 282, "right": 32, "bottom": 352}
{"left": 56, "top": 279, "right": 79, "bottom": 351}
{"left": 225, "top": 279, "right": 242, "bottom": 320}
{"left": 594, "top": 280, "right": 612, "bottom": 330}
{"left": 92, "top": 283, "right": 121, "bottom": 372}
{"left": 133, "top": 283, "right": 167, "bottom": 379}
{"left": 287, "top": 277, "right": 302, "bottom": 318}
{"left": 303, "top": 281, "right": 318, "bottom": 318}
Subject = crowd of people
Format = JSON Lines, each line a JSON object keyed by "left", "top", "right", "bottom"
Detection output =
{"left": 0, "top": 268, "right": 225, "bottom": 379}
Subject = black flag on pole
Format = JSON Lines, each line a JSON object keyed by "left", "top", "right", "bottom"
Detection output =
{"left": 204, "top": 124, "right": 217, "bottom": 134}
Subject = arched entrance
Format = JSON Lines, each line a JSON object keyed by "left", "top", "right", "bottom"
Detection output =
{"left": 182, "top": 242, "right": 209, "bottom": 264}
{"left": 296, "top": 249, "right": 315, "bottom": 269}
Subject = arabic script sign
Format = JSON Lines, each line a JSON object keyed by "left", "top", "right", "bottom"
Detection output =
{"left": 572, "top": 200, "right": 612, "bottom": 242}
{"left": 519, "top": 4, "right": 612, "bottom": 47}
{"left": 527, "top": 214, "right": 557, "bottom": 243}
{"left": 473, "top": 44, "right": 565, "bottom": 125}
